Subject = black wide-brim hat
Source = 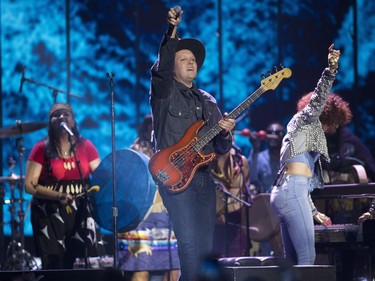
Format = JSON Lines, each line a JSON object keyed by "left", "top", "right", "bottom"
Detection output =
{"left": 176, "top": 38, "right": 206, "bottom": 70}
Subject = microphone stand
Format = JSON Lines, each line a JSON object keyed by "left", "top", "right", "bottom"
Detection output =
{"left": 221, "top": 188, "right": 252, "bottom": 256}
{"left": 19, "top": 74, "right": 82, "bottom": 103}
{"left": 237, "top": 148, "right": 253, "bottom": 256}
{"left": 223, "top": 191, "right": 229, "bottom": 256}
{"left": 16, "top": 136, "right": 26, "bottom": 269}
{"left": 106, "top": 72, "right": 118, "bottom": 269}
{"left": 243, "top": 183, "right": 253, "bottom": 256}
{"left": 3, "top": 126, "right": 35, "bottom": 270}
{"left": 69, "top": 135, "right": 91, "bottom": 269}
{"left": 230, "top": 145, "right": 253, "bottom": 256}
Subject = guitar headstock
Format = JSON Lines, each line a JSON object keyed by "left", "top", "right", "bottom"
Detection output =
{"left": 260, "top": 67, "right": 292, "bottom": 91}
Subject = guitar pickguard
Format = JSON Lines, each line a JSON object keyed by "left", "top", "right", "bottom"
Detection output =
{"left": 168, "top": 138, "right": 215, "bottom": 192}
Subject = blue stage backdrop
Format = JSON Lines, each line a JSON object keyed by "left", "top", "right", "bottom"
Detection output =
{"left": 1, "top": 0, "right": 374, "bottom": 237}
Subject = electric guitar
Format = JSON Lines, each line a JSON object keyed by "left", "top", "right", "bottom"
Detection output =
{"left": 149, "top": 67, "right": 292, "bottom": 192}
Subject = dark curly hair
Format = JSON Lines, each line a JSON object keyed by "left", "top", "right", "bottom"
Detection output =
{"left": 297, "top": 92, "right": 353, "bottom": 127}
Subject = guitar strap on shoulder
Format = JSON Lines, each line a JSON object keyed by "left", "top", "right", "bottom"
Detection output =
{"left": 197, "top": 89, "right": 211, "bottom": 126}
{"left": 150, "top": 129, "right": 157, "bottom": 153}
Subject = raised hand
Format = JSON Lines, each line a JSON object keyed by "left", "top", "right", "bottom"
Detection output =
{"left": 328, "top": 44, "right": 341, "bottom": 72}
{"left": 167, "top": 6, "right": 183, "bottom": 27}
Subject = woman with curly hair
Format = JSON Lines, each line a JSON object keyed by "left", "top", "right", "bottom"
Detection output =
{"left": 297, "top": 92, "right": 352, "bottom": 134}
{"left": 270, "top": 44, "right": 340, "bottom": 265}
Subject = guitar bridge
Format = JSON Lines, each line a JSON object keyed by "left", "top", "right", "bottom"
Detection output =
{"left": 156, "top": 170, "right": 170, "bottom": 184}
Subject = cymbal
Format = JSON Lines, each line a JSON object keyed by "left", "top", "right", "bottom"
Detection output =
{"left": 0, "top": 174, "right": 24, "bottom": 183}
{"left": 0, "top": 121, "right": 47, "bottom": 139}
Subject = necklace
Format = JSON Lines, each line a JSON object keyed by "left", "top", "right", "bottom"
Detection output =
{"left": 61, "top": 146, "right": 71, "bottom": 156}
{"left": 63, "top": 158, "right": 76, "bottom": 170}
{"left": 60, "top": 141, "right": 73, "bottom": 157}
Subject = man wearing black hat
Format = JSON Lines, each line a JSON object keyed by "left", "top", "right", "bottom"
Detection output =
{"left": 149, "top": 6, "right": 235, "bottom": 281}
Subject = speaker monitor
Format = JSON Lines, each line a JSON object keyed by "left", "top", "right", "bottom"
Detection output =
{"left": 222, "top": 265, "right": 336, "bottom": 281}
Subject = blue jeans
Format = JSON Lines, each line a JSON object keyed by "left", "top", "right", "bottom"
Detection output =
{"left": 270, "top": 175, "right": 315, "bottom": 265}
{"left": 159, "top": 171, "right": 216, "bottom": 281}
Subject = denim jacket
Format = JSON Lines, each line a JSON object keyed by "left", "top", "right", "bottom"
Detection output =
{"left": 150, "top": 35, "right": 232, "bottom": 155}
{"left": 279, "top": 68, "right": 337, "bottom": 188}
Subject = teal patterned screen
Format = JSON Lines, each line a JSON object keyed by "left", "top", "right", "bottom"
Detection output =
{"left": 1, "top": 0, "right": 374, "bottom": 236}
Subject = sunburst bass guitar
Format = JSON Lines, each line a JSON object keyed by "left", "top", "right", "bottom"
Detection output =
{"left": 149, "top": 67, "right": 292, "bottom": 193}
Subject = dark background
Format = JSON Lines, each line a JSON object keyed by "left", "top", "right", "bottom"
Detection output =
{"left": 1, "top": 0, "right": 374, "bottom": 239}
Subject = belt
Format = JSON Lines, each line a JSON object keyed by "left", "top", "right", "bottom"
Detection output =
{"left": 285, "top": 162, "right": 312, "bottom": 178}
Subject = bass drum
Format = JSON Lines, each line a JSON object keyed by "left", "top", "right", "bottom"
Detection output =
{"left": 244, "top": 193, "right": 280, "bottom": 242}
{"left": 90, "top": 148, "right": 157, "bottom": 233}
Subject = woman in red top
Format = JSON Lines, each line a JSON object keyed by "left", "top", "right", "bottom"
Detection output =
{"left": 24, "top": 103, "right": 103, "bottom": 269}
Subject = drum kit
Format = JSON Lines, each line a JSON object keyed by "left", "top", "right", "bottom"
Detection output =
{"left": 0, "top": 120, "right": 47, "bottom": 270}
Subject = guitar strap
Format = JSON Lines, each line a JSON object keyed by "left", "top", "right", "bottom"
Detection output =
{"left": 150, "top": 129, "right": 157, "bottom": 153}
{"left": 197, "top": 89, "right": 210, "bottom": 125}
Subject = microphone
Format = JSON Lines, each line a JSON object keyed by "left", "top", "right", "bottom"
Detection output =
{"left": 171, "top": 5, "right": 182, "bottom": 19}
{"left": 234, "top": 129, "right": 278, "bottom": 140}
{"left": 60, "top": 120, "right": 74, "bottom": 137}
{"left": 167, "top": 5, "right": 182, "bottom": 37}
{"left": 19, "top": 65, "right": 25, "bottom": 93}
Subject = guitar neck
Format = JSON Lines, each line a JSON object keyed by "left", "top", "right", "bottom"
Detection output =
{"left": 195, "top": 85, "right": 267, "bottom": 150}
{"left": 195, "top": 67, "right": 292, "bottom": 150}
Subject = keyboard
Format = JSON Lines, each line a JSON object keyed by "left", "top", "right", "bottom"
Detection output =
{"left": 314, "top": 224, "right": 360, "bottom": 243}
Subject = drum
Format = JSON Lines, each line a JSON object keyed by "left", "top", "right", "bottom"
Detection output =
{"left": 90, "top": 148, "right": 157, "bottom": 233}
{"left": 244, "top": 193, "right": 280, "bottom": 242}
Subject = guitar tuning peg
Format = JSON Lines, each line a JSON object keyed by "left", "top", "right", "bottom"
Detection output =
{"left": 280, "top": 63, "right": 284, "bottom": 69}
{"left": 268, "top": 70, "right": 272, "bottom": 76}
{"left": 274, "top": 66, "right": 278, "bottom": 72}
{"left": 261, "top": 73, "right": 266, "bottom": 79}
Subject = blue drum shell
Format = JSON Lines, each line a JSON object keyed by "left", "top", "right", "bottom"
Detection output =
{"left": 90, "top": 148, "right": 156, "bottom": 233}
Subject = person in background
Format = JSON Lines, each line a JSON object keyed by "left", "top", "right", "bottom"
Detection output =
{"left": 210, "top": 133, "right": 251, "bottom": 258}
{"left": 118, "top": 114, "right": 180, "bottom": 281}
{"left": 24, "top": 103, "right": 104, "bottom": 269}
{"left": 317, "top": 93, "right": 375, "bottom": 183}
{"left": 248, "top": 122, "right": 286, "bottom": 194}
{"left": 270, "top": 44, "right": 340, "bottom": 265}
{"left": 149, "top": 7, "right": 235, "bottom": 281}
{"left": 358, "top": 199, "right": 375, "bottom": 223}
{"left": 247, "top": 122, "right": 286, "bottom": 257}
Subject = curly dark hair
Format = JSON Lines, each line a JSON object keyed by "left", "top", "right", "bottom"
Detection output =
{"left": 297, "top": 92, "right": 353, "bottom": 127}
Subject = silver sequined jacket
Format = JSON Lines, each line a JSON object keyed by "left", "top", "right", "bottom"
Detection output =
{"left": 279, "top": 68, "right": 337, "bottom": 187}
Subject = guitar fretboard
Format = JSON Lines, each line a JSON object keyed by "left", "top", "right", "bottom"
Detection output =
{"left": 194, "top": 68, "right": 291, "bottom": 151}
